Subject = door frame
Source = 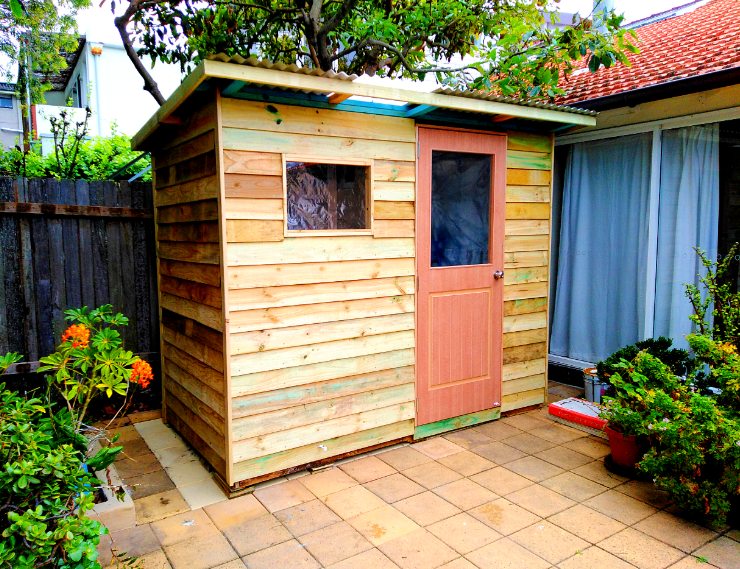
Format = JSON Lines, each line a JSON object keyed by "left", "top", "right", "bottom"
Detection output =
{"left": 414, "top": 125, "right": 507, "bottom": 426}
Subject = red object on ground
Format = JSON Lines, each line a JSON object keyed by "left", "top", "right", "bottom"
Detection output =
{"left": 604, "top": 425, "right": 642, "bottom": 469}
{"left": 548, "top": 397, "right": 607, "bottom": 431}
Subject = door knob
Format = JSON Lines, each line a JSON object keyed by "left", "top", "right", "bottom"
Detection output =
{"left": 493, "top": 270, "right": 505, "bottom": 280}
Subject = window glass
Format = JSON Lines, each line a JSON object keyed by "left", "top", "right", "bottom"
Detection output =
{"left": 0, "top": 95, "right": 12, "bottom": 109}
{"left": 286, "top": 162, "right": 369, "bottom": 230}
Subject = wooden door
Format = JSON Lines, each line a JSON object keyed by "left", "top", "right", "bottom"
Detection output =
{"left": 416, "top": 127, "right": 506, "bottom": 426}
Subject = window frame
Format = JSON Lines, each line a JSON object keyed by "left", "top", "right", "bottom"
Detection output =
{"left": 282, "top": 155, "right": 374, "bottom": 237}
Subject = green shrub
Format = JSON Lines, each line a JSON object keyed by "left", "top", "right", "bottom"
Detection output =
{"left": 596, "top": 336, "right": 692, "bottom": 380}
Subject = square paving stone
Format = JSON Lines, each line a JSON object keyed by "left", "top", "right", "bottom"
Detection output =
{"left": 473, "top": 421, "right": 522, "bottom": 441}
{"left": 377, "top": 447, "right": 433, "bottom": 471}
{"left": 585, "top": 489, "right": 658, "bottom": 525}
{"left": 413, "top": 437, "right": 465, "bottom": 459}
{"left": 499, "top": 413, "right": 550, "bottom": 432}
{"left": 688, "top": 536, "right": 739, "bottom": 569}
{"left": 466, "top": 536, "right": 550, "bottom": 569}
{"left": 557, "top": 546, "right": 636, "bottom": 569}
{"left": 299, "top": 520, "right": 373, "bottom": 566}
{"left": 402, "top": 462, "right": 462, "bottom": 490}
{"left": 115, "top": 451, "right": 163, "bottom": 478}
{"left": 666, "top": 557, "right": 723, "bottom": 569}
{"left": 563, "top": 436, "right": 611, "bottom": 459}
{"left": 204, "top": 493, "right": 268, "bottom": 530}
{"left": 109, "top": 524, "right": 161, "bottom": 557}
{"left": 510, "top": 521, "right": 589, "bottom": 565}
{"left": 254, "top": 479, "right": 316, "bottom": 513}
{"left": 438, "top": 559, "right": 478, "bottom": 569}
{"left": 299, "top": 468, "right": 357, "bottom": 499}
{"left": 163, "top": 533, "right": 238, "bottom": 569}
{"left": 427, "top": 512, "right": 502, "bottom": 554}
{"left": 437, "top": 451, "right": 495, "bottom": 477}
{"left": 469, "top": 499, "right": 541, "bottom": 535}
{"left": 472, "top": 442, "right": 528, "bottom": 465}
{"left": 150, "top": 509, "right": 219, "bottom": 547}
{"left": 127, "top": 468, "right": 176, "bottom": 500}
{"left": 325, "top": 548, "right": 400, "bottom": 569}
{"left": 505, "top": 456, "right": 565, "bottom": 482}
{"left": 540, "top": 471, "right": 609, "bottom": 502}
{"left": 442, "top": 428, "right": 493, "bottom": 449}
{"left": 243, "top": 539, "right": 320, "bottom": 569}
{"left": 137, "top": 549, "right": 172, "bottom": 569}
{"left": 134, "top": 489, "right": 190, "bottom": 525}
{"left": 504, "top": 433, "right": 558, "bottom": 454}
{"left": 394, "top": 491, "right": 460, "bottom": 526}
{"left": 572, "top": 460, "right": 629, "bottom": 488}
{"left": 348, "top": 505, "right": 420, "bottom": 546}
{"left": 529, "top": 423, "right": 587, "bottom": 444}
{"left": 433, "top": 478, "right": 498, "bottom": 511}
{"left": 275, "top": 499, "right": 341, "bottom": 537}
{"left": 548, "top": 504, "right": 627, "bottom": 544}
{"left": 599, "top": 527, "right": 686, "bottom": 569}
{"left": 339, "top": 456, "right": 397, "bottom": 483}
{"left": 364, "top": 473, "right": 425, "bottom": 503}
{"left": 534, "top": 446, "right": 594, "bottom": 470}
{"left": 634, "top": 511, "right": 718, "bottom": 553}
{"left": 505, "top": 484, "right": 576, "bottom": 517}
{"left": 615, "top": 480, "right": 673, "bottom": 509}
{"left": 470, "top": 466, "right": 534, "bottom": 495}
{"left": 322, "top": 484, "right": 388, "bottom": 520}
{"left": 378, "top": 528, "right": 459, "bottom": 569}
{"left": 220, "top": 513, "right": 292, "bottom": 556}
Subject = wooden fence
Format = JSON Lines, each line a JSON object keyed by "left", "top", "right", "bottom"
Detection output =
{"left": 0, "top": 177, "right": 158, "bottom": 365}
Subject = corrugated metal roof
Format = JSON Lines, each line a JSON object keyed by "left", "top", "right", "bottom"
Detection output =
{"left": 207, "top": 54, "right": 595, "bottom": 116}
{"left": 433, "top": 87, "right": 597, "bottom": 116}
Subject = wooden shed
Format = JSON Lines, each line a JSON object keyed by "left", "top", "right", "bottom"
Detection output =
{"left": 132, "top": 56, "right": 596, "bottom": 492}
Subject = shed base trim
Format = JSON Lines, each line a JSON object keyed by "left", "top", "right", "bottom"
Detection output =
{"left": 414, "top": 407, "right": 501, "bottom": 440}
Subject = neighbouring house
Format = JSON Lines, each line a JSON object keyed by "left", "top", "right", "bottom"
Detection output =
{"left": 549, "top": 0, "right": 740, "bottom": 374}
{"left": 32, "top": 34, "right": 182, "bottom": 152}
{"left": 132, "top": 55, "right": 595, "bottom": 491}
{"left": 0, "top": 82, "right": 22, "bottom": 148}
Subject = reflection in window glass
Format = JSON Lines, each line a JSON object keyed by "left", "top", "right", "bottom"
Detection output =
{"left": 431, "top": 151, "right": 491, "bottom": 267}
{"left": 286, "top": 162, "right": 369, "bottom": 230}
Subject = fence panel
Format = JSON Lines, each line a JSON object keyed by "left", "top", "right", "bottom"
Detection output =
{"left": 0, "top": 177, "right": 158, "bottom": 362}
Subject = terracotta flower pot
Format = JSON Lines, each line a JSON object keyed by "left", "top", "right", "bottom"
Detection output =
{"left": 604, "top": 424, "right": 642, "bottom": 469}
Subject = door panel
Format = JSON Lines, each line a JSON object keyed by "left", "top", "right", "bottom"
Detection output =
{"left": 416, "top": 127, "right": 506, "bottom": 426}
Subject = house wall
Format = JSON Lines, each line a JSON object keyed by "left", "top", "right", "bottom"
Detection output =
{"left": 219, "top": 98, "right": 418, "bottom": 484}
{"left": 151, "top": 97, "right": 229, "bottom": 481}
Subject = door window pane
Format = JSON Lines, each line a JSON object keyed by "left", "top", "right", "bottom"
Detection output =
{"left": 431, "top": 151, "right": 491, "bottom": 267}
{"left": 286, "top": 162, "right": 369, "bottom": 230}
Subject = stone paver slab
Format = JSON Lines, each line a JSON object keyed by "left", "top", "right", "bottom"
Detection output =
{"left": 427, "top": 512, "right": 502, "bottom": 554}
{"left": 499, "top": 413, "right": 550, "bottom": 431}
{"left": 506, "top": 484, "right": 576, "bottom": 517}
{"left": 137, "top": 549, "right": 172, "bottom": 569}
{"left": 204, "top": 494, "right": 268, "bottom": 530}
{"left": 470, "top": 466, "right": 533, "bottom": 495}
{"left": 585, "top": 489, "right": 658, "bottom": 525}
{"left": 254, "top": 479, "right": 316, "bottom": 513}
{"left": 275, "top": 499, "right": 341, "bottom": 537}
{"left": 377, "top": 446, "right": 433, "bottom": 471}
{"left": 322, "top": 484, "right": 388, "bottom": 520}
{"left": 540, "top": 471, "right": 609, "bottom": 502}
{"left": 221, "top": 513, "right": 292, "bottom": 556}
{"left": 572, "top": 460, "right": 629, "bottom": 488}
{"left": 402, "top": 461, "right": 463, "bottom": 489}
{"left": 442, "top": 428, "right": 493, "bottom": 449}
{"left": 504, "top": 433, "right": 558, "bottom": 454}
{"left": 437, "top": 451, "right": 495, "bottom": 477}
{"left": 529, "top": 423, "right": 587, "bottom": 444}
{"left": 692, "top": 536, "right": 740, "bottom": 569}
{"left": 339, "top": 456, "right": 397, "bottom": 483}
{"left": 243, "top": 539, "right": 320, "bottom": 569}
{"left": 378, "top": 528, "right": 459, "bottom": 569}
{"left": 616, "top": 480, "right": 673, "bottom": 509}
{"left": 109, "top": 524, "right": 161, "bottom": 557}
{"left": 298, "top": 468, "right": 357, "bottom": 499}
{"left": 634, "top": 511, "right": 718, "bottom": 553}
{"left": 413, "top": 437, "right": 465, "bottom": 459}
{"left": 150, "top": 509, "right": 219, "bottom": 547}
{"left": 473, "top": 421, "right": 522, "bottom": 441}
{"left": 163, "top": 533, "right": 238, "bottom": 569}
{"left": 326, "top": 548, "right": 400, "bottom": 569}
{"left": 599, "top": 527, "right": 686, "bottom": 569}
{"left": 466, "top": 536, "right": 550, "bottom": 569}
{"left": 348, "top": 505, "right": 420, "bottom": 546}
{"left": 299, "top": 520, "right": 373, "bottom": 566}
{"left": 469, "top": 498, "right": 541, "bottom": 536}
{"left": 548, "top": 504, "right": 627, "bottom": 544}
{"left": 510, "top": 520, "right": 589, "bottom": 564}
{"left": 534, "top": 446, "right": 593, "bottom": 470}
{"left": 563, "top": 436, "right": 610, "bottom": 459}
{"left": 364, "top": 473, "right": 425, "bottom": 503}
{"left": 395, "top": 491, "right": 460, "bottom": 526}
{"left": 505, "top": 456, "right": 565, "bottom": 482}
{"left": 557, "top": 546, "right": 636, "bottom": 569}
{"left": 433, "top": 478, "right": 498, "bottom": 511}
{"left": 472, "top": 441, "right": 528, "bottom": 465}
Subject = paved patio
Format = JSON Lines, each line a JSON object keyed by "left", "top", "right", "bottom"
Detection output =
{"left": 98, "top": 384, "right": 739, "bottom": 569}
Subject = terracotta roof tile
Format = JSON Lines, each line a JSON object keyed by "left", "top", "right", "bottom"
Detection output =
{"left": 556, "top": 0, "right": 740, "bottom": 105}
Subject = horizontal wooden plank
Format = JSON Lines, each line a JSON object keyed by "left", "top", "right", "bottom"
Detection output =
{"left": 502, "top": 388, "right": 545, "bottom": 412}
{"left": 223, "top": 150, "right": 282, "bottom": 176}
{"left": 504, "top": 297, "right": 548, "bottom": 316}
{"left": 506, "top": 150, "right": 551, "bottom": 170}
{"left": 503, "top": 311, "right": 547, "bottom": 333}
{"left": 225, "top": 173, "right": 283, "bottom": 199}
{"left": 156, "top": 151, "right": 217, "bottom": 189}
{"left": 165, "top": 372, "right": 225, "bottom": 435}
{"left": 503, "top": 342, "right": 547, "bottom": 365}
{"left": 163, "top": 340, "right": 225, "bottom": 394}
{"left": 232, "top": 348, "right": 415, "bottom": 397}
{"left": 165, "top": 402, "right": 227, "bottom": 479}
{"left": 221, "top": 98, "right": 416, "bottom": 143}
{"left": 503, "top": 327, "right": 548, "bottom": 348}
{"left": 228, "top": 276, "right": 414, "bottom": 311}
{"left": 503, "top": 374, "right": 547, "bottom": 396}
{"left": 162, "top": 309, "right": 224, "bottom": 353}
{"left": 157, "top": 222, "right": 220, "bottom": 243}
{"left": 162, "top": 327, "right": 224, "bottom": 373}
{"left": 161, "top": 293, "right": 223, "bottom": 329}
{"left": 226, "top": 237, "right": 414, "bottom": 266}
{"left": 222, "top": 128, "right": 416, "bottom": 161}
{"left": 165, "top": 389, "right": 226, "bottom": 459}
{"left": 506, "top": 132, "right": 552, "bottom": 153}
{"left": 505, "top": 235, "right": 550, "bottom": 253}
{"left": 505, "top": 220, "right": 549, "bottom": 236}
{"left": 156, "top": 130, "right": 215, "bottom": 169}
{"left": 373, "top": 181, "right": 415, "bottom": 202}
{"left": 504, "top": 281, "right": 548, "bottom": 302}
{"left": 160, "top": 275, "right": 222, "bottom": 309}
{"left": 232, "top": 366, "right": 415, "bottom": 418}
{"left": 506, "top": 168, "right": 551, "bottom": 186}
{"left": 506, "top": 203, "right": 550, "bottom": 220}
{"left": 232, "top": 420, "right": 413, "bottom": 483}
{"left": 157, "top": 200, "right": 219, "bottom": 224}
{"left": 230, "top": 294, "right": 414, "bottom": 333}
{"left": 226, "top": 219, "right": 284, "bottom": 242}
{"left": 159, "top": 259, "right": 221, "bottom": 287}
{"left": 504, "top": 250, "right": 549, "bottom": 269}
{"left": 374, "top": 219, "right": 415, "bottom": 238}
{"left": 232, "top": 383, "right": 415, "bottom": 442}
{"left": 374, "top": 201, "right": 415, "bottom": 220}
{"left": 503, "top": 358, "right": 547, "bottom": 381}
{"left": 224, "top": 198, "right": 283, "bottom": 220}
{"left": 231, "top": 312, "right": 415, "bottom": 355}
{"left": 506, "top": 185, "right": 550, "bottom": 203}
{"left": 155, "top": 176, "right": 219, "bottom": 208}
{"left": 231, "top": 330, "right": 415, "bottom": 376}
{"left": 233, "top": 402, "right": 415, "bottom": 462}
{"left": 0, "top": 202, "right": 151, "bottom": 219}
{"left": 158, "top": 241, "right": 221, "bottom": 264}
{"left": 506, "top": 266, "right": 548, "bottom": 284}
{"left": 228, "top": 258, "right": 415, "bottom": 289}
{"left": 374, "top": 160, "right": 415, "bottom": 183}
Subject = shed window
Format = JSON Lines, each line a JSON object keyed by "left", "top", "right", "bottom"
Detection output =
{"left": 286, "top": 161, "right": 370, "bottom": 230}
{"left": 0, "top": 95, "right": 12, "bottom": 109}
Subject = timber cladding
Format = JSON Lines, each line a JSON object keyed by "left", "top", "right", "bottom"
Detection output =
{"left": 149, "top": 93, "right": 553, "bottom": 489}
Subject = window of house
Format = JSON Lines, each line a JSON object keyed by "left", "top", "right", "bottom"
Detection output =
{"left": 0, "top": 95, "right": 12, "bottom": 109}
{"left": 285, "top": 160, "right": 371, "bottom": 232}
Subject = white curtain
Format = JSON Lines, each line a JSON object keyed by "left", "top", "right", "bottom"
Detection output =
{"left": 653, "top": 124, "right": 720, "bottom": 347}
{"left": 550, "top": 133, "right": 653, "bottom": 363}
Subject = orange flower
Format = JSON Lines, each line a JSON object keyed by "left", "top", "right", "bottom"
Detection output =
{"left": 130, "top": 359, "right": 153, "bottom": 389}
{"left": 61, "top": 324, "right": 90, "bottom": 349}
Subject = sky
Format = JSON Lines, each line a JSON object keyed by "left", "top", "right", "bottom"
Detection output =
{"left": 76, "top": 0, "right": 697, "bottom": 44}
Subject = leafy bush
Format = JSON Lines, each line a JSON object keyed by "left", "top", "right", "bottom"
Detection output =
{"left": 596, "top": 336, "right": 692, "bottom": 380}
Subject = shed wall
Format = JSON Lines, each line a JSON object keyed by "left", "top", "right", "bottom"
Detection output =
{"left": 220, "top": 99, "right": 418, "bottom": 482}
{"left": 152, "top": 98, "right": 229, "bottom": 479}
